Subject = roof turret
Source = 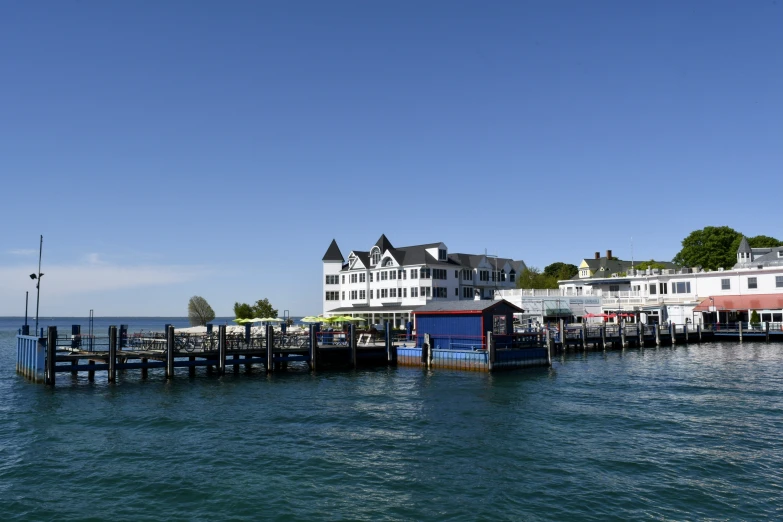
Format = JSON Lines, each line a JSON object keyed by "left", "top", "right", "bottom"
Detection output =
{"left": 322, "top": 239, "right": 344, "bottom": 262}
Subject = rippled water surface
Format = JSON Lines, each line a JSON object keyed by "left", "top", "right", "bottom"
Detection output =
{"left": 1, "top": 318, "right": 782, "bottom": 521}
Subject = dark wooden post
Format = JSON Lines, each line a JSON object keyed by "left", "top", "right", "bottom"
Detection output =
{"left": 266, "top": 324, "right": 274, "bottom": 372}
{"left": 655, "top": 324, "right": 661, "bottom": 346}
{"left": 421, "top": 333, "right": 430, "bottom": 367}
{"left": 166, "top": 325, "right": 175, "bottom": 379}
{"left": 218, "top": 325, "right": 227, "bottom": 375}
{"left": 697, "top": 324, "right": 702, "bottom": 343}
{"left": 108, "top": 325, "right": 117, "bottom": 383}
{"left": 638, "top": 322, "right": 644, "bottom": 347}
{"left": 487, "top": 331, "right": 495, "bottom": 372}
{"left": 738, "top": 320, "right": 743, "bottom": 342}
{"left": 309, "top": 324, "right": 318, "bottom": 371}
{"left": 669, "top": 323, "right": 675, "bottom": 345}
{"left": 765, "top": 321, "right": 770, "bottom": 343}
{"left": 620, "top": 322, "right": 626, "bottom": 348}
{"left": 385, "top": 324, "right": 392, "bottom": 363}
{"left": 581, "top": 323, "right": 586, "bottom": 350}
{"left": 601, "top": 326, "right": 606, "bottom": 350}
{"left": 350, "top": 323, "right": 357, "bottom": 368}
{"left": 45, "top": 326, "right": 56, "bottom": 386}
{"left": 683, "top": 323, "right": 689, "bottom": 343}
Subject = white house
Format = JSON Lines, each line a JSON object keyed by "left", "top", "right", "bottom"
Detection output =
{"left": 557, "top": 238, "right": 783, "bottom": 325}
{"left": 322, "top": 234, "right": 527, "bottom": 328}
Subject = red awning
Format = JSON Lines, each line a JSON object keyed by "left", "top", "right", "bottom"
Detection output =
{"left": 693, "top": 294, "right": 783, "bottom": 312}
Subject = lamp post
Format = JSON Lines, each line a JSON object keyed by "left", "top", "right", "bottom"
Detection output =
{"left": 30, "top": 235, "right": 43, "bottom": 336}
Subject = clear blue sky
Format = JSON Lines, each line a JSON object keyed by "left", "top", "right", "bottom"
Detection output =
{"left": 1, "top": 1, "right": 781, "bottom": 317}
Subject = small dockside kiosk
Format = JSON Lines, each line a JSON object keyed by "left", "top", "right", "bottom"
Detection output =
{"left": 399, "top": 299, "right": 551, "bottom": 372}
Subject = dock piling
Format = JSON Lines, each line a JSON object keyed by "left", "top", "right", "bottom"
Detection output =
{"left": 487, "top": 331, "right": 495, "bottom": 372}
{"left": 266, "top": 325, "right": 273, "bottom": 372}
{"left": 108, "top": 325, "right": 117, "bottom": 383}
{"left": 45, "top": 326, "right": 56, "bottom": 386}
{"left": 350, "top": 323, "right": 357, "bottom": 368}
{"left": 218, "top": 325, "right": 227, "bottom": 375}
{"left": 165, "top": 325, "right": 175, "bottom": 379}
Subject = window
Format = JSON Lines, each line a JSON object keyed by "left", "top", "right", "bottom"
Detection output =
{"left": 432, "top": 268, "right": 447, "bottom": 280}
{"left": 479, "top": 270, "right": 489, "bottom": 281}
{"left": 399, "top": 270, "right": 406, "bottom": 280}
{"left": 748, "top": 277, "right": 757, "bottom": 289}
{"left": 673, "top": 282, "right": 691, "bottom": 294}
{"left": 650, "top": 285, "right": 657, "bottom": 295}
{"left": 659, "top": 283, "right": 667, "bottom": 295}
{"left": 403, "top": 288, "right": 407, "bottom": 298}
{"left": 455, "top": 270, "right": 459, "bottom": 278}
{"left": 410, "top": 269, "right": 418, "bottom": 279}
{"left": 390, "top": 288, "right": 396, "bottom": 298}
{"left": 325, "top": 275, "right": 339, "bottom": 285}
{"left": 420, "top": 268, "right": 431, "bottom": 279}
{"left": 341, "top": 275, "right": 345, "bottom": 284}
{"left": 422, "top": 287, "right": 431, "bottom": 297}
{"left": 350, "top": 274, "right": 357, "bottom": 283}
{"left": 325, "top": 291, "right": 339, "bottom": 300}
{"left": 380, "top": 289, "right": 388, "bottom": 298}
{"left": 438, "top": 248, "right": 447, "bottom": 261}
{"left": 510, "top": 271, "right": 515, "bottom": 283}
{"left": 359, "top": 273, "right": 365, "bottom": 283}
{"left": 411, "top": 287, "right": 418, "bottom": 297}
{"left": 350, "top": 290, "right": 357, "bottom": 300}
{"left": 501, "top": 270, "right": 506, "bottom": 282}
{"left": 493, "top": 315, "right": 507, "bottom": 335}
{"left": 462, "top": 269, "right": 473, "bottom": 281}
{"left": 777, "top": 276, "right": 783, "bottom": 288}
{"left": 455, "top": 288, "right": 459, "bottom": 296}
{"left": 721, "top": 278, "right": 730, "bottom": 290}
{"left": 462, "top": 287, "right": 473, "bottom": 298}
{"left": 360, "top": 290, "right": 365, "bottom": 300}
{"left": 381, "top": 271, "right": 388, "bottom": 281}
{"left": 434, "top": 288, "right": 447, "bottom": 298}
{"left": 609, "top": 285, "right": 619, "bottom": 292}
{"left": 370, "top": 290, "right": 373, "bottom": 299}
{"left": 371, "top": 249, "right": 381, "bottom": 265}
{"left": 341, "top": 291, "right": 345, "bottom": 300}
{"left": 389, "top": 270, "right": 396, "bottom": 280}
{"left": 491, "top": 271, "right": 496, "bottom": 282}
{"left": 370, "top": 273, "right": 374, "bottom": 282}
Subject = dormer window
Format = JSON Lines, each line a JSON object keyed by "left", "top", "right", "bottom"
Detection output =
{"left": 778, "top": 251, "right": 783, "bottom": 258}
{"left": 438, "top": 248, "right": 447, "bottom": 261}
{"left": 371, "top": 247, "right": 380, "bottom": 266}
{"left": 382, "top": 257, "right": 394, "bottom": 267}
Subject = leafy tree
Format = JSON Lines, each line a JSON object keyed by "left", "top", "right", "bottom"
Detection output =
{"left": 233, "top": 302, "right": 253, "bottom": 319}
{"left": 750, "top": 310, "right": 760, "bottom": 324}
{"left": 633, "top": 260, "right": 668, "bottom": 271}
{"left": 672, "top": 226, "right": 741, "bottom": 270}
{"left": 747, "top": 235, "right": 782, "bottom": 248}
{"left": 188, "top": 296, "right": 215, "bottom": 326}
{"left": 543, "top": 262, "right": 578, "bottom": 280}
{"left": 233, "top": 298, "right": 278, "bottom": 319}
{"left": 516, "top": 267, "right": 558, "bottom": 289}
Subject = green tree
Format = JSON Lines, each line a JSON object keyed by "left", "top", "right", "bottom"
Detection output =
{"left": 672, "top": 226, "right": 741, "bottom": 270}
{"left": 747, "top": 235, "right": 783, "bottom": 248}
{"left": 543, "top": 262, "right": 578, "bottom": 281}
{"left": 188, "top": 296, "right": 215, "bottom": 326}
{"left": 633, "top": 260, "right": 668, "bottom": 271}
{"left": 516, "top": 267, "right": 558, "bottom": 289}
{"left": 233, "top": 302, "right": 254, "bottom": 319}
{"left": 233, "top": 298, "right": 278, "bottom": 319}
{"left": 750, "top": 310, "right": 760, "bottom": 324}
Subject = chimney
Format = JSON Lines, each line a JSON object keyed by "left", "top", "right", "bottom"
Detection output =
{"left": 595, "top": 252, "right": 600, "bottom": 259}
{"left": 606, "top": 249, "right": 612, "bottom": 259}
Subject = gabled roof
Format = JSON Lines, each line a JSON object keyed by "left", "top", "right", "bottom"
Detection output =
{"left": 413, "top": 299, "right": 524, "bottom": 314}
{"left": 374, "top": 234, "right": 395, "bottom": 254}
{"left": 322, "top": 239, "right": 344, "bottom": 262}
{"left": 748, "top": 247, "right": 783, "bottom": 267}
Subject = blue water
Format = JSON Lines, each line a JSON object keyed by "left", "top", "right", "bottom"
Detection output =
{"left": 1, "top": 317, "right": 782, "bottom": 520}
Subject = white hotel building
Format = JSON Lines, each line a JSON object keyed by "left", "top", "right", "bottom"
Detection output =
{"left": 322, "top": 234, "right": 527, "bottom": 327}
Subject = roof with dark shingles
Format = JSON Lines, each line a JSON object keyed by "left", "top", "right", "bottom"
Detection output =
{"left": 413, "top": 299, "right": 524, "bottom": 314}
{"left": 322, "top": 239, "right": 344, "bottom": 262}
